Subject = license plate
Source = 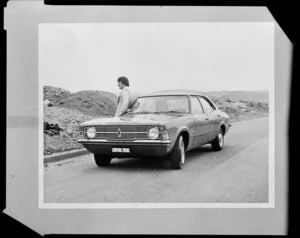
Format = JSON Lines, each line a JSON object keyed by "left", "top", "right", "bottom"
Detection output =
{"left": 112, "top": 148, "right": 130, "bottom": 153}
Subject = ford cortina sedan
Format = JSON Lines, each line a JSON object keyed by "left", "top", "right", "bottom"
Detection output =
{"left": 78, "top": 91, "right": 231, "bottom": 169}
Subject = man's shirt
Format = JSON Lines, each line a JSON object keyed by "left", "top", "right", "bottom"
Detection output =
{"left": 115, "top": 86, "right": 136, "bottom": 117}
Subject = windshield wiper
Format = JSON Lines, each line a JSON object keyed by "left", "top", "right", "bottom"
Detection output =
{"left": 152, "top": 111, "right": 184, "bottom": 114}
{"left": 130, "top": 111, "right": 153, "bottom": 114}
{"left": 127, "top": 110, "right": 185, "bottom": 114}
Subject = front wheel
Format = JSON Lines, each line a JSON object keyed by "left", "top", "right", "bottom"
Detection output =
{"left": 169, "top": 135, "right": 186, "bottom": 170}
{"left": 211, "top": 128, "right": 224, "bottom": 151}
{"left": 94, "top": 154, "right": 112, "bottom": 167}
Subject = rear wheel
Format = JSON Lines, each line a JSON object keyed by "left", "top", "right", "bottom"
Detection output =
{"left": 169, "top": 135, "right": 186, "bottom": 170}
{"left": 94, "top": 154, "right": 112, "bottom": 167}
{"left": 211, "top": 128, "right": 224, "bottom": 151}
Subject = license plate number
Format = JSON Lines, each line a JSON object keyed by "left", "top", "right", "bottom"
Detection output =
{"left": 112, "top": 148, "right": 130, "bottom": 153}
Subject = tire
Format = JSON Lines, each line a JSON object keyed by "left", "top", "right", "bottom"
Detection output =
{"left": 94, "top": 154, "right": 112, "bottom": 167}
{"left": 211, "top": 128, "right": 224, "bottom": 151}
{"left": 169, "top": 135, "right": 186, "bottom": 170}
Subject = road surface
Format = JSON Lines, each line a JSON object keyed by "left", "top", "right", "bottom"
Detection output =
{"left": 44, "top": 116, "right": 269, "bottom": 203}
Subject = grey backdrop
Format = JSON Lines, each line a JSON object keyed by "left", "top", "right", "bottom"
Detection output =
{"left": 5, "top": 1, "right": 289, "bottom": 235}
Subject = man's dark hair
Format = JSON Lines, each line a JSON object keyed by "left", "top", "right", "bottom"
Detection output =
{"left": 117, "top": 76, "right": 130, "bottom": 86}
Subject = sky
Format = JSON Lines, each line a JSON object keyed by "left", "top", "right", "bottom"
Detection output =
{"left": 39, "top": 22, "right": 273, "bottom": 94}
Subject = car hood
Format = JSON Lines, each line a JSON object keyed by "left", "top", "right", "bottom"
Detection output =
{"left": 80, "top": 113, "right": 185, "bottom": 126}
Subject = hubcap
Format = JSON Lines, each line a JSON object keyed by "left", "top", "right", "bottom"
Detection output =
{"left": 179, "top": 137, "right": 185, "bottom": 164}
{"left": 218, "top": 132, "right": 223, "bottom": 147}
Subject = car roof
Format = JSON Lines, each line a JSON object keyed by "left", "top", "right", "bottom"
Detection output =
{"left": 136, "top": 91, "right": 219, "bottom": 109}
{"left": 139, "top": 91, "right": 207, "bottom": 97}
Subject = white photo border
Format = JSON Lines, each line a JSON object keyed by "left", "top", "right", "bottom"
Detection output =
{"left": 38, "top": 22, "right": 275, "bottom": 209}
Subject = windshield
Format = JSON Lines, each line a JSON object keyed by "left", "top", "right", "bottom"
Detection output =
{"left": 126, "top": 96, "right": 190, "bottom": 114}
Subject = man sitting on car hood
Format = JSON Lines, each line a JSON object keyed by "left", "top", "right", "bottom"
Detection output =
{"left": 114, "top": 76, "right": 136, "bottom": 117}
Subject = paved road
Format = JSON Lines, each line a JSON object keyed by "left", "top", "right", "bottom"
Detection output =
{"left": 44, "top": 117, "right": 269, "bottom": 203}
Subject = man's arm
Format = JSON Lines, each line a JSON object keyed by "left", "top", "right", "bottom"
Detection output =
{"left": 115, "top": 90, "right": 129, "bottom": 117}
{"left": 114, "top": 102, "right": 121, "bottom": 117}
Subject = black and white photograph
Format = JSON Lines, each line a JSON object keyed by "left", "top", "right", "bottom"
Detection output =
{"left": 40, "top": 22, "right": 274, "bottom": 206}
{"left": 5, "top": 2, "right": 291, "bottom": 235}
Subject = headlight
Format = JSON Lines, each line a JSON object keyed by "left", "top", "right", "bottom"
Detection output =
{"left": 86, "top": 127, "right": 96, "bottom": 138}
{"left": 148, "top": 127, "right": 159, "bottom": 139}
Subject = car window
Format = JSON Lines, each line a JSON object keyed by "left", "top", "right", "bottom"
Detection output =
{"left": 198, "top": 97, "right": 214, "bottom": 113}
{"left": 190, "top": 96, "right": 204, "bottom": 114}
{"left": 129, "top": 96, "right": 189, "bottom": 114}
{"left": 167, "top": 99, "right": 189, "bottom": 112}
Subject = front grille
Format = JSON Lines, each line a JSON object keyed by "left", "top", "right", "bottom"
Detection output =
{"left": 95, "top": 126, "right": 106, "bottom": 139}
{"left": 105, "top": 126, "right": 136, "bottom": 133}
{"left": 84, "top": 125, "right": 153, "bottom": 140}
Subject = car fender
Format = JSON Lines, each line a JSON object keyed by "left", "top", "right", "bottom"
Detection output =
{"left": 218, "top": 119, "right": 230, "bottom": 135}
{"left": 168, "top": 127, "right": 191, "bottom": 152}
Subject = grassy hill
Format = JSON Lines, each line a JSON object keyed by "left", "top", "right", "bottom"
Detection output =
{"left": 154, "top": 89, "right": 269, "bottom": 103}
{"left": 211, "top": 91, "right": 268, "bottom": 103}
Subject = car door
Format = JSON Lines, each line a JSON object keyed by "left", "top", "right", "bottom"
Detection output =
{"left": 198, "top": 96, "right": 220, "bottom": 141}
{"left": 190, "top": 96, "right": 210, "bottom": 148}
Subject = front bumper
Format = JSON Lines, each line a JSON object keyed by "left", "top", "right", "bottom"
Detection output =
{"left": 77, "top": 139, "right": 172, "bottom": 157}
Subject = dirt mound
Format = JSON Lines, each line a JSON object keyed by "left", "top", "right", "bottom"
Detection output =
{"left": 44, "top": 106, "right": 96, "bottom": 131}
{"left": 43, "top": 106, "right": 98, "bottom": 155}
{"left": 44, "top": 86, "right": 72, "bottom": 105}
{"left": 43, "top": 86, "right": 118, "bottom": 155}
{"left": 215, "top": 99, "right": 269, "bottom": 121}
{"left": 57, "top": 90, "right": 118, "bottom": 117}
{"left": 44, "top": 86, "right": 118, "bottom": 117}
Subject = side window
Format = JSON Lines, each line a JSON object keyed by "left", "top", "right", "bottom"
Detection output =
{"left": 199, "top": 97, "right": 214, "bottom": 113}
{"left": 190, "top": 96, "right": 204, "bottom": 114}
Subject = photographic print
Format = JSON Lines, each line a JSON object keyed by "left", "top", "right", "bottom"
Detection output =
{"left": 6, "top": 2, "right": 290, "bottom": 234}
{"left": 39, "top": 22, "right": 274, "bottom": 207}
